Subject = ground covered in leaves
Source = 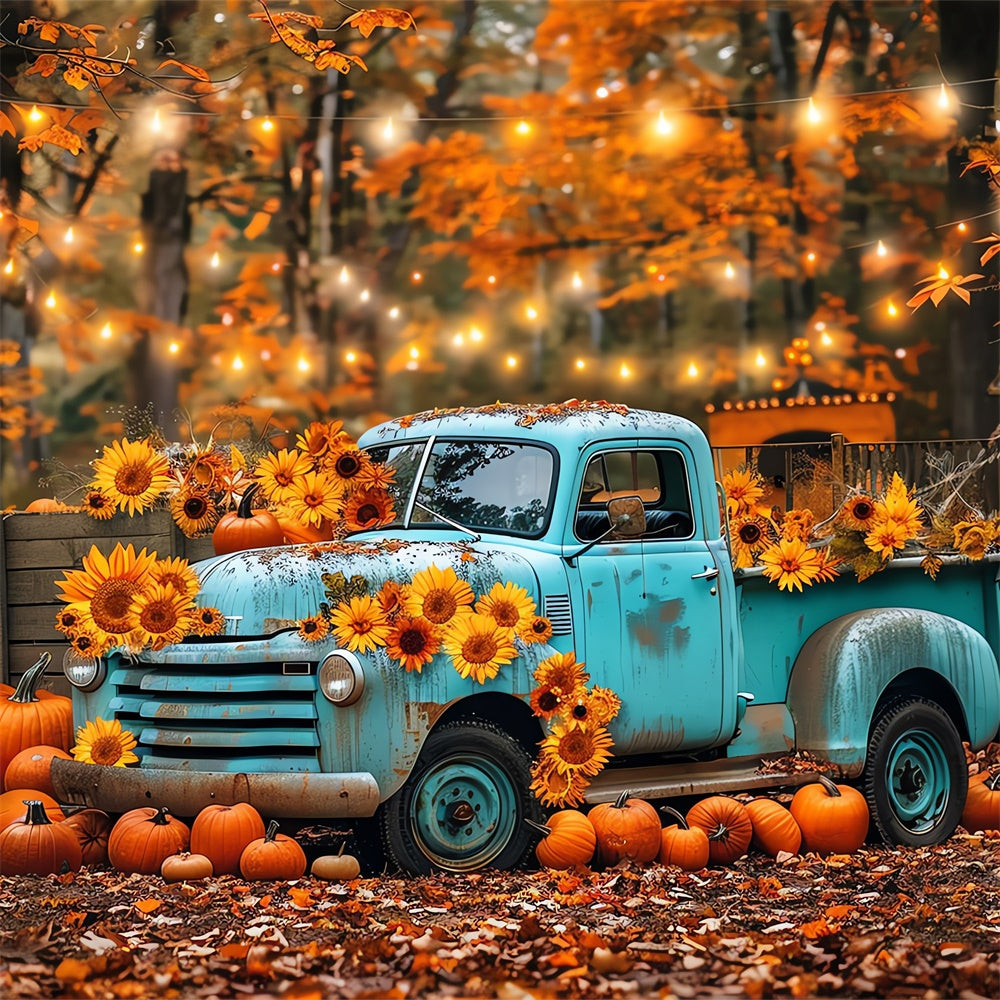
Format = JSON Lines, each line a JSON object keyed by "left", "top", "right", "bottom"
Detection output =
{"left": 1, "top": 834, "right": 998, "bottom": 999}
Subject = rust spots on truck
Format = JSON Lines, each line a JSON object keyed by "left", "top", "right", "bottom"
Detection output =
{"left": 659, "top": 599, "right": 684, "bottom": 624}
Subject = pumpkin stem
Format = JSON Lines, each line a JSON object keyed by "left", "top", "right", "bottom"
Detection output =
{"left": 612, "top": 789, "right": 631, "bottom": 810}
{"left": 7, "top": 652, "right": 53, "bottom": 704}
{"left": 986, "top": 770, "right": 1000, "bottom": 791}
{"left": 524, "top": 818, "right": 552, "bottom": 838}
{"left": 658, "top": 805, "right": 689, "bottom": 829}
{"left": 237, "top": 483, "right": 261, "bottom": 519}
{"left": 263, "top": 819, "right": 280, "bottom": 842}
{"left": 24, "top": 800, "right": 53, "bottom": 826}
{"left": 148, "top": 806, "right": 173, "bottom": 826}
{"left": 818, "top": 775, "right": 842, "bottom": 797}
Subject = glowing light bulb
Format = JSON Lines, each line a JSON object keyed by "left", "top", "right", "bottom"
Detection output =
{"left": 957, "top": 222, "right": 967, "bottom": 233}
{"left": 297, "top": 356, "right": 310, "bottom": 372}
{"left": 210, "top": 251, "right": 220, "bottom": 268}
{"left": 876, "top": 240, "right": 887, "bottom": 256}
{"left": 724, "top": 261, "right": 735, "bottom": 279}
{"left": 232, "top": 354, "right": 244, "bottom": 370}
{"left": 388, "top": 306, "right": 400, "bottom": 319}
{"left": 452, "top": 333, "right": 464, "bottom": 346}
{"left": 525, "top": 305, "right": 538, "bottom": 321}
{"left": 887, "top": 300, "right": 898, "bottom": 317}
{"left": 619, "top": 362, "right": 631, "bottom": 378}
{"left": 271, "top": 261, "right": 281, "bottom": 272}
{"left": 575, "top": 358, "right": 586, "bottom": 370}
{"left": 656, "top": 110, "right": 673, "bottom": 136}
{"left": 411, "top": 271, "right": 422, "bottom": 283}
{"left": 45, "top": 292, "right": 56, "bottom": 309}
{"left": 408, "top": 346, "right": 420, "bottom": 360}
{"left": 28, "top": 105, "right": 43, "bottom": 123}
{"left": 133, "top": 241, "right": 144, "bottom": 255}
{"left": 261, "top": 117, "right": 274, "bottom": 132}
{"left": 806, "top": 251, "right": 816, "bottom": 263}
{"left": 359, "top": 288, "right": 370, "bottom": 303}
{"left": 515, "top": 120, "right": 531, "bottom": 136}
{"left": 339, "top": 265, "right": 350, "bottom": 283}
{"left": 687, "top": 362, "right": 699, "bottom": 378}
{"left": 3, "top": 259, "right": 12, "bottom": 275}
{"left": 64, "top": 227, "right": 74, "bottom": 244}
{"left": 100, "top": 322, "right": 112, "bottom": 339}
{"left": 151, "top": 109, "right": 162, "bottom": 133}
{"left": 487, "top": 274, "right": 497, "bottom": 285}
{"left": 572, "top": 271, "right": 583, "bottom": 289}
{"left": 168, "top": 341, "right": 180, "bottom": 354}
{"left": 469, "top": 325, "right": 483, "bottom": 342}
{"left": 938, "top": 264, "right": 949, "bottom": 280}
{"left": 506, "top": 355, "right": 518, "bottom": 368}
{"left": 345, "top": 350, "right": 357, "bottom": 363}
{"left": 806, "top": 97, "right": 821, "bottom": 123}
{"left": 382, "top": 117, "right": 394, "bottom": 140}
{"left": 937, "top": 84, "right": 949, "bottom": 109}
{"left": 895, "top": 347, "right": 907, "bottom": 359}
{"left": 755, "top": 351, "right": 766, "bottom": 367}
{"left": 596, "top": 86, "right": 609, "bottom": 99}
{"left": 820, "top": 332, "right": 833, "bottom": 347}
{"left": 222, "top": 312, "right": 234, "bottom": 327}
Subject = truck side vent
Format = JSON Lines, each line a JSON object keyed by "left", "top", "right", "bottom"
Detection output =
{"left": 542, "top": 594, "right": 573, "bottom": 635}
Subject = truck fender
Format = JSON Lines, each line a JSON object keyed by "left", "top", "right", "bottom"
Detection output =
{"left": 785, "top": 608, "right": 1000, "bottom": 775}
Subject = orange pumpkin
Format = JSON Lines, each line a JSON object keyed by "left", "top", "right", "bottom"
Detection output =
{"left": 161, "top": 851, "right": 214, "bottom": 882}
{"left": 658, "top": 805, "right": 710, "bottom": 871}
{"left": 790, "top": 776, "right": 869, "bottom": 854}
{"left": 212, "top": 484, "right": 285, "bottom": 556}
{"left": 4, "top": 745, "right": 72, "bottom": 797}
{"left": 240, "top": 820, "right": 307, "bottom": 880}
{"left": 278, "top": 514, "right": 334, "bottom": 545}
{"left": 528, "top": 811, "right": 597, "bottom": 869}
{"left": 0, "top": 653, "right": 73, "bottom": 791}
{"left": 108, "top": 806, "right": 191, "bottom": 875}
{"left": 686, "top": 796, "right": 753, "bottom": 864}
{"left": 588, "top": 791, "right": 661, "bottom": 866}
{"left": 0, "top": 789, "right": 65, "bottom": 829}
{"left": 961, "top": 770, "right": 1000, "bottom": 833}
{"left": 745, "top": 798, "right": 802, "bottom": 857}
{"left": 190, "top": 802, "right": 266, "bottom": 876}
{"left": 62, "top": 808, "right": 113, "bottom": 867}
{"left": 0, "top": 800, "right": 82, "bottom": 875}
{"left": 24, "top": 498, "right": 73, "bottom": 512}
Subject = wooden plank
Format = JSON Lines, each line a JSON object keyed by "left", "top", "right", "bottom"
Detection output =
{"left": 8, "top": 605, "right": 64, "bottom": 642}
{"left": 3, "top": 510, "right": 174, "bottom": 541}
{"left": 0, "top": 505, "right": 7, "bottom": 683}
{"left": 6, "top": 567, "right": 69, "bottom": 605}
{"left": 9, "top": 643, "right": 71, "bottom": 674}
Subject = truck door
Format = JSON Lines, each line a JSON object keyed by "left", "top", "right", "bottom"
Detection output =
{"left": 568, "top": 445, "right": 732, "bottom": 755}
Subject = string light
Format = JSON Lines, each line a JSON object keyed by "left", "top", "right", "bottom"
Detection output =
{"left": 806, "top": 97, "right": 821, "bottom": 123}
{"left": 655, "top": 110, "right": 673, "bottom": 135}
{"left": 755, "top": 351, "right": 766, "bottom": 367}
{"left": 937, "top": 264, "right": 949, "bottom": 280}
{"left": 687, "top": 361, "right": 699, "bottom": 377}
{"left": 339, "top": 265, "right": 350, "bottom": 283}
{"left": 957, "top": 222, "right": 967, "bottom": 233}
{"left": 411, "top": 271, "right": 422, "bottom": 283}
{"left": 64, "top": 227, "right": 74, "bottom": 244}
{"left": 210, "top": 251, "right": 220, "bottom": 268}
{"left": 100, "top": 322, "right": 112, "bottom": 339}
{"left": 575, "top": 358, "right": 586, "bottom": 370}
{"left": 408, "top": 346, "right": 420, "bottom": 360}
{"left": 937, "top": 84, "right": 950, "bottom": 109}
{"left": 151, "top": 109, "right": 162, "bottom": 133}
{"left": 168, "top": 341, "right": 180, "bottom": 354}
{"left": 525, "top": 304, "right": 538, "bottom": 321}
{"left": 876, "top": 240, "right": 887, "bottom": 256}
{"left": 505, "top": 355, "right": 518, "bottom": 368}
{"left": 487, "top": 275, "right": 497, "bottom": 285}
{"left": 452, "top": 332, "right": 464, "bottom": 346}
{"left": 382, "top": 117, "right": 394, "bottom": 140}
{"left": 45, "top": 291, "right": 56, "bottom": 308}
{"left": 724, "top": 261, "right": 735, "bottom": 279}
{"left": 619, "top": 362, "right": 631, "bottom": 378}
{"left": 222, "top": 312, "right": 234, "bottom": 326}
{"left": 3, "top": 259, "right": 12, "bottom": 275}
{"left": 359, "top": 288, "right": 370, "bottom": 302}
{"left": 388, "top": 306, "right": 400, "bottom": 319}
{"left": 596, "top": 86, "right": 609, "bottom": 99}
{"left": 571, "top": 271, "right": 583, "bottom": 289}
{"left": 819, "top": 332, "right": 833, "bottom": 346}
{"left": 232, "top": 354, "right": 244, "bottom": 370}
{"left": 469, "top": 325, "right": 484, "bottom": 342}
{"left": 271, "top": 261, "right": 282, "bottom": 272}
{"left": 887, "top": 300, "right": 898, "bottom": 317}
{"left": 345, "top": 350, "right": 357, "bottom": 363}
{"left": 132, "top": 241, "right": 144, "bottom": 255}
{"left": 515, "top": 120, "right": 531, "bottom": 136}
{"left": 296, "top": 356, "right": 310, "bottom": 372}
{"left": 28, "top": 105, "right": 43, "bottom": 122}
{"left": 261, "top": 117, "right": 275, "bottom": 132}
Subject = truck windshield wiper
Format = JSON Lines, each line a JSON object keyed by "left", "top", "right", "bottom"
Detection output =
{"left": 413, "top": 500, "right": 482, "bottom": 542}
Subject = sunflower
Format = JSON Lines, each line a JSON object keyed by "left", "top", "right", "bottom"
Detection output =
{"left": 529, "top": 684, "right": 565, "bottom": 721}
{"left": 181, "top": 447, "right": 229, "bottom": 489}
{"left": 518, "top": 615, "right": 553, "bottom": 645}
{"left": 729, "top": 515, "right": 770, "bottom": 569}
{"left": 864, "top": 518, "right": 911, "bottom": 561}
{"left": 539, "top": 720, "right": 615, "bottom": 777}
{"left": 284, "top": 470, "right": 345, "bottom": 528}
{"left": 529, "top": 756, "right": 589, "bottom": 809}
{"left": 952, "top": 519, "right": 996, "bottom": 560}
{"left": 80, "top": 487, "right": 116, "bottom": 520}
{"left": 69, "top": 628, "right": 114, "bottom": 658}
{"left": 385, "top": 616, "right": 441, "bottom": 672}
{"left": 342, "top": 487, "right": 396, "bottom": 532}
{"left": 812, "top": 547, "right": 842, "bottom": 583}
{"left": 71, "top": 717, "right": 139, "bottom": 767}
{"left": 254, "top": 448, "right": 313, "bottom": 503}
{"left": 91, "top": 437, "right": 172, "bottom": 516}
{"left": 329, "top": 595, "right": 391, "bottom": 654}
{"left": 169, "top": 486, "right": 220, "bottom": 536}
{"left": 324, "top": 444, "right": 372, "bottom": 488}
{"left": 356, "top": 461, "right": 396, "bottom": 491}
{"left": 54, "top": 605, "right": 86, "bottom": 636}
{"left": 442, "top": 613, "right": 517, "bottom": 684}
{"left": 128, "top": 582, "right": 196, "bottom": 651}
{"left": 759, "top": 537, "right": 822, "bottom": 592}
{"left": 475, "top": 581, "right": 536, "bottom": 631}
{"left": 568, "top": 686, "right": 622, "bottom": 728}
{"left": 191, "top": 606, "right": 227, "bottom": 636}
{"left": 839, "top": 492, "right": 878, "bottom": 531}
{"left": 406, "top": 564, "right": 475, "bottom": 625}
{"left": 298, "top": 614, "right": 330, "bottom": 642}
{"left": 875, "top": 473, "right": 924, "bottom": 539}
{"left": 296, "top": 420, "right": 346, "bottom": 461}
{"left": 722, "top": 467, "right": 765, "bottom": 518}
{"left": 533, "top": 651, "right": 589, "bottom": 698}
{"left": 375, "top": 579, "right": 409, "bottom": 618}
{"left": 150, "top": 556, "right": 201, "bottom": 602}
{"left": 56, "top": 543, "right": 159, "bottom": 636}
{"left": 780, "top": 508, "right": 815, "bottom": 543}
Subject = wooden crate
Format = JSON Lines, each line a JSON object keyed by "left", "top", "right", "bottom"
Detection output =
{"left": 1, "top": 510, "right": 215, "bottom": 696}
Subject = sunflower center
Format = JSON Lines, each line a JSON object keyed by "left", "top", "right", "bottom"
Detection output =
{"left": 490, "top": 601, "right": 520, "bottom": 627}
{"left": 557, "top": 730, "right": 594, "bottom": 765}
{"left": 422, "top": 589, "right": 457, "bottom": 623}
{"left": 399, "top": 627, "right": 428, "bottom": 655}
{"left": 276, "top": 469, "right": 296, "bottom": 486}
{"left": 335, "top": 454, "right": 362, "bottom": 478}
{"left": 530, "top": 618, "right": 548, "bottom": 635}
{"left": 853, "top": 501, "right": 874, "bottom": 519}
{"left": 537, "top": 690, "right": 559, "bottom": 712}
{"left": 352, "top": 619, "right": 373, "bottom": 635}
{"left": 91, "top": 579, "right": 141, "bottom": 632}
{"left": 114, "top": 462, "right": 153, "bottom": 497}
{"left": 90, "top": 734, "right": 126, "bottom": 766}
{"left": 356, "top": 503, "right": 380, "bottom": 525}
{"left": 303, "top": 492, "right": 324, "bottom": 508}
{"left": 738, "top": 523, "right": 763, "bottom": 544}
{"left": 139, "top": 599, "right": 181, "bottom": 633}
{"left": 183, "top": 495, "right": 210, "bottom": 518}
{"left": 87, "top": 494, "right": 110, "bottom": 510}
{"left": 571, "top": 702, "right": 588, "bottom": 720}
{"left": 302, "top": 620, "right": 320, "bottom": 635}
{"left": 461, "top": 633, "right": 498, "bottom": 664}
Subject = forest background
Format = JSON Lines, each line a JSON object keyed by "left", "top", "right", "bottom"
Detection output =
{"left": 1, "top": 0, "right": 998, "bottom": 507}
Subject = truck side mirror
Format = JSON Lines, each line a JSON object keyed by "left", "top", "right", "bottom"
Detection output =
{"left": 608, "top": 495, "right": 646, "bottom": 536}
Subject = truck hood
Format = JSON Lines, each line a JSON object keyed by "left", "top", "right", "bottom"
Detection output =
{"left": 192, "top": 538, "right": 543, "bottom": 637}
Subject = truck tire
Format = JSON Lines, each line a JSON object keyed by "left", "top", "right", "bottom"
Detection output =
{"left": 862, "top": 696, "right": 967, "bottom": 846}
{"left": 379, "top": 719, "right": 543, "bottom": 874}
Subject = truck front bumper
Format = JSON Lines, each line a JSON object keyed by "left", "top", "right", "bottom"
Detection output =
{"left": 49, "top": 758, "right": 381, "bottom": 819}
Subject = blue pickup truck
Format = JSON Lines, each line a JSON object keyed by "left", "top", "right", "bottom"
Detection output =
{"left": 52, "top": 403, "right": 1000, "bottom": 872}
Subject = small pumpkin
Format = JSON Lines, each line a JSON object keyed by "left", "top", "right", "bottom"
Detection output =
{"left": 0, "top": 788, "right": 65, "bottom": 829}
{"left": 310, "top": 843, "right": 362, "bottom": 881}
{"left": 4, "top": 745, "right": 72, "bottom": 797}
{"left": 0, "top": 653, "right": 74, "bottom": 791}
{"left": 108, "top": 806, "right": 191, "bottom": 875}
{"left": 212, "top": 484, "right": 285, "bottom": 556}
{"left": 588, "top": 791, "right": 661, "bottom": 866}
{"left": 190, "top": 802, "right": 266, "bottom": 876}
{"left": 62, "top": 808, "right": 113, "bottom": 867}
{"left": 0, "top": 799, "right": 82, "bottom": 875}
{"left": 961, "top": 770, "right": 1000, "bottom": 833}
{"left": 24, "top": 498, "right": 73, "bottom": 512}
{"left": 686, "top": 796, "right": 753, "bottom": 865}
{"left": 790, "top": 775, "right": 869, "bottom": 854}
{"left": 527, "top": 810, "right": 597, "bottom": 869}
{"left": 161, "top": 851, "right": 214, "bottom": 883}
{"left": 658, "top": 806, "right": 711, "bottom": 871}
{"left": 240, "top": 820, "right": 307, "bottom": 880}
{"left": 745, "top": 797, "right": 802, "bottom": 857}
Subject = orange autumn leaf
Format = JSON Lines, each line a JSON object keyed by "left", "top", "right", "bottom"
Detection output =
{"left": 905, "top": 272, "right": 984, "bottom": 310}
{"left": 134, "top": 898, "right": 163, "bottom": 913}
{"left": 243, "top": 211, "right": 272, "bottom": 241}
{"left": 799, "top": 917, "right": 832, "bottom": 939}
{"left": 287, "top": 886, "right": 314, "bottom": 908}
{"left": 973, "top": 233, "right": 1000, "bottom": 267}
{"left": 342, "top": 8, "right": 416, "bottom": 38}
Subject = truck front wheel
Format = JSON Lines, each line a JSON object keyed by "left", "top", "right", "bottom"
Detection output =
{"left": 379, "top": 719, "right": 543, "bottom": 874}
{"left": 862, "top": 696, "right": 967, "bottom": 846}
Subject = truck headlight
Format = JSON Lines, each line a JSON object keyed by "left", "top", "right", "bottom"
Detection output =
{"left": 62, "top": 648, "right": 106, "bottom": 691}
{"left": 319, "top": 650, "right": 365, "bottom": 705}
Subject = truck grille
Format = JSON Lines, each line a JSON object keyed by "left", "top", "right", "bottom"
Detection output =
{"left": 107, "top": 655, "right": 321, "bottom": 773}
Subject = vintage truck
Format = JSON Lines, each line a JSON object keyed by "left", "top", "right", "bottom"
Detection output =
{"left": 50, "top": 403, "right": 1000, "bottom": 873}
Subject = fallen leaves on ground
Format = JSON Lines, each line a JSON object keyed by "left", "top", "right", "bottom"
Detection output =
{"left": 1, "top": 834, "right": 997, "bottom": 998}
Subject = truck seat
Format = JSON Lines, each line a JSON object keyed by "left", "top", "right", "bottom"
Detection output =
{"left": 574, "top": 508, "right": 692, "bottom": 540}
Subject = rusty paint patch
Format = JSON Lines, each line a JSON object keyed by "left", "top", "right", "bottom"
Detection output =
{"left": 672, "top": 625, "right": 691, "bottom": 653}
{"left": 659, "top": 599, "right": 684, "bottom": 624}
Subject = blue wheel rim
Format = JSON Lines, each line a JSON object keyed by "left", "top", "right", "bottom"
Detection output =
{"left": 885, "top": 729, "right": 951, "bottom": 834}
{"left": 409, "top": 753, "right": 517, "bottom": 871}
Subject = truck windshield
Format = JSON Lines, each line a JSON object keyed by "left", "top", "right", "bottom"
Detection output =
{"left": 364, "top": 439, "right": 555, "bottom": 536}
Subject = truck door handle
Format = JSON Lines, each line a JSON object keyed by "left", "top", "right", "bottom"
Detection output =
{"left": 691, "top": 567, "right": 719, "bottom": 580}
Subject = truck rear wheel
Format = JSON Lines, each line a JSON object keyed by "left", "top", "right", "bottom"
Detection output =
{"left": 379, "top": 719, "right": 543, "bottom": 874}
{"left": 862, "top": 696, "right": 967, "bottom": 846}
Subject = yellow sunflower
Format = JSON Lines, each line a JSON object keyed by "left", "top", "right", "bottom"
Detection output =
{"left": 324, "top": 444, "right": 372, "bottom": 487}
{"left": 191, "top": 606, "right": 227, "bottom": 636}
{"left": 779, "top": 508, "right": 815, "bottom": 543}
{"left": 375, "top": 579, "right": 409, "bottom": 618}
{"left": 169, "top": 486, "right": 220, "bottom": 536}
{"left": 875, "top": 473, "right": 924, "bottom": 539}
{"left": 128, "top": 582, "right": 196, "bottom": 651}
{"left": 759, "top": 537, "right": 822, "bottom": 591}
{"left": 56, "top": 543, "right": 159, "bottom": 636}
{"left": 812, "top": 548, "right": 842, "bottom": 583}
{"left": 838, "top": 492, "right": 878, "bottom": 531}
{"left": 69, "top": 628, "right": 115, "bottom": 658}
{"left": 342, "top": 487, "right": 396, "bottom": 533}
{"left": 296, "top": 420, "right": 347, "bottom": 461}
{"left": 475, "top": 581, "right": 536, "bottom": 631}
{"left": 730, "top": 515, "right": 770, "bottom": 569}
{"left": 442, "top": 613, "right": 517, "bottom": 684}
{"left": 150, "top": 556, "right": 201, "bottom": 602}
{"left": 329, "top": 595, "right": 391, "bottom": 654}
{"left": 385, "top": 616, "right": 441, "bottom": 672}
{"left": 71, "top": 717, "right": 139, "bottom": 767}
{"left": 529, "top": 756, "right": 589, "bottom": 809}
{"left": 406, "top": 564, "right": 475, "bottom": 625}
{"left": 863, "top": 518, "right": 911, "bottom": 560}
{"left": 723, "top": 467, "right": 765, "bottom": 518}
{"left": 80, "top": 487, "right": 116, "bottom": 520}
{"left": 91, "top": 437, "right": 172, "bottom": 516}
{"left": 518, "top": 615, "right": 553, "bottom": 645}
{"left": 255, "top": 448, "right": 314, "bottom": 503}
{"left": 529, "top": 684, "right": 565, "bottom": 721}
{"left": 539, "top": 720, "right": 615, "bottom": 777}
{"left": 54, "top": 605, "right": 87, "bottom": 636}
{"left": 285, "top": 470, "right": 345, "bottom": 528}
{"left": 568, "top": 686, "right": 623, "bottom": 728}
{"left": 953, "top": 519, "right": 995, "bottom": 559}
{"left": 298, "top": 614, "right": 330, "bottom": 642}
{"left": 356, "top": 461, "right": 396, "bottom": 491}
{"left": 532, "top": 651, "right": 589, "bottom": 697}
